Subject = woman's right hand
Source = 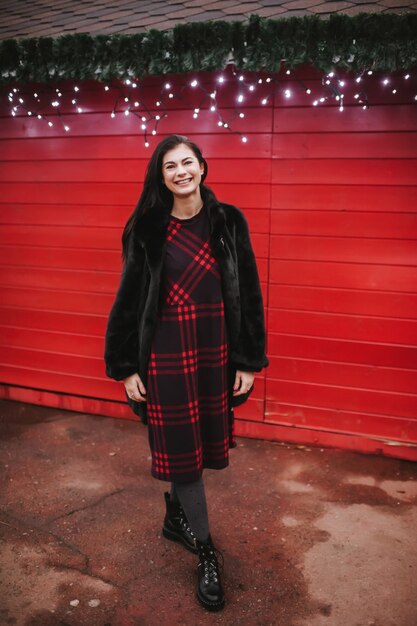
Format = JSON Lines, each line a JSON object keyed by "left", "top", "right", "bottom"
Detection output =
{"left": 123, "top": 373, "right": 147, "bottom": 402}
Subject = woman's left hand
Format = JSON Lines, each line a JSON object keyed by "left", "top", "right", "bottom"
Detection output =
{"left": 233, "top": 370, "right": 255, "bottom": 396}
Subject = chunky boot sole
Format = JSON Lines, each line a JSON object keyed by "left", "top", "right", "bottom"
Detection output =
{"left": 196, "top": 588, "right": 225, "bottom": 612}
{"left": 162, "top": 524, "right": 198, "bottom": 554}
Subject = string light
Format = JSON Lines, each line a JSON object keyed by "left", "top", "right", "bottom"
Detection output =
{"left": 4, "top": 66, "right": 414, "bottom": 147}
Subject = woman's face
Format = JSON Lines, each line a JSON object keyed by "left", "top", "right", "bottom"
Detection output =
{"left": 161, "top": 143, "right": 204, "bottom": 198}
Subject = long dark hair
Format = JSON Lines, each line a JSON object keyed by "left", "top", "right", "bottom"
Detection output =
{"left": 121, "top": 134, "right": 217, "bottom": 262}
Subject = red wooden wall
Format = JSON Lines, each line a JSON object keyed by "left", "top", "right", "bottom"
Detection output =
{"left": 1, "top": 65, "right": 416, "bottom": 460}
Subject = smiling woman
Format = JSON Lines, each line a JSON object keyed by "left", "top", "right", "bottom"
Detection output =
{"left": 161, "top": 145, "right": 205, "bottom": 218}
{"left": 104, "top": 133, "right": 268, "bottom": 612}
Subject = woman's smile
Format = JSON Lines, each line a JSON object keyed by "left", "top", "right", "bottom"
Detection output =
{"left": 162, "top": 144, "right": 204, "bottom": 198}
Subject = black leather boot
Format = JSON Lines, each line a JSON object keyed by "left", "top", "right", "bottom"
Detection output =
{"left": 196, "top": 534, "right": 225, "bottom": 612}
{"left": 162, "top": 491, "right": 198, "bottom": 554}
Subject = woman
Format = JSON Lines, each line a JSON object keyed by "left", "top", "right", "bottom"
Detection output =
{"left": 104, "top": 134, "right": 268, "bottom": 612}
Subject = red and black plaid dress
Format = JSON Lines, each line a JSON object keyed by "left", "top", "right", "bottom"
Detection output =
{"left": 146, "top": 203, "right": 234, "bottom": 483}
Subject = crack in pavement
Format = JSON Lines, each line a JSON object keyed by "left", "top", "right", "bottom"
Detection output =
{"left": 45, "top": 487, "right": 128, "bottom": 524}
{"left": 0, "top": 510, "right": 123, "bottom": 589}
{"left": 47, "top": 560, "right": 124, "bottom": 590}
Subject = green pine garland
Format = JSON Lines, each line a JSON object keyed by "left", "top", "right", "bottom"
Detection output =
{"left": 0, "top": 13, "right": 416, "bottom": 85}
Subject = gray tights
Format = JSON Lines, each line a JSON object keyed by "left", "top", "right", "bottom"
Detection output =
{"left": 170, "top": 475, "right": 210, "bottom": 542}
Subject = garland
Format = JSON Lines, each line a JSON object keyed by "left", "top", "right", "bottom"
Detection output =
{"left": 0, "top": 13, "right": 416, "bottom": 85}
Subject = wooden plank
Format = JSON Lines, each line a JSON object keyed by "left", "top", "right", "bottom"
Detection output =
{"left": 234, "top": 419, "right": 417, "bottom": 462}
{"left": 265, "top": 379, "right": 417, "bottom": 419}
{"left": 273, "top": 105, "right": 417, "bottom": 132}
{"left": 270, "top": 259, "right": 417, "bottom": 292}
{"left": 271, "top": 184, "right": 417, "bottom": 212}
{"left": 271, "top": 159, "right": 416, "bottom": 185}
{"left": 268, "top": 308, "right": 417, "bottom": 344}
{"left": 0, "top": 181, "right": 271, "bottom": 208}
{"left": 0, "top": 306, "right": 105, "bottom": 335}
{"left": 267, "top": 333, "right": 417, "bottom": 369}
{"left": 267, "top": 356, "right": 417, "bottom": 394}
{"left": 1, "top": 286, "right": 112, "bottom": 315}
{"left": 0, "top": 326, "right": 102, "bottom": 355}
{"left": 270, "top": 210, "right": 417, "bottom": 239}
{"left": 0, "top": 133, "right": 273, "bottom": 161}
{"left": 264, "top": 400, "right": 417, "bottom": 442}
{"left": 272, "top": 132, "right": 417, "bottom": 159}
{"left": 270, "top": 235, "right": 417, "bottom": 264}
{"left": 268, "top": 285, "right": 417, "bottom": 320}
{"left": 0, "top": 158, "right": 272, "bottom": 184}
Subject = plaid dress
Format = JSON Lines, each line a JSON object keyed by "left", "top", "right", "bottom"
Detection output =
{"left": 146, "top": 204, "right": 235, "bottom": 483}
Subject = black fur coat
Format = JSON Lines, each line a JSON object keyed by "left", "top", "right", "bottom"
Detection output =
{"left": 104, "top": 199, "right": 269, "bottom": 425}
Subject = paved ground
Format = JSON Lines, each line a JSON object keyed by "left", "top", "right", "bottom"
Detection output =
{"left": 0, "top": 399, "right": 416, "bottom": 626}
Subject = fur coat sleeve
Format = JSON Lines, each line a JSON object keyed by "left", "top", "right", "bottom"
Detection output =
{"left": 104, "top": 235, "right": 145, "bottom": 381}
{"left": 229, "top": 207, "right": 269, "bottom": 373}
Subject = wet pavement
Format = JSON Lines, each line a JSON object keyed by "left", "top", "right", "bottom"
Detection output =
{"left": 0, "top": 399, "right": 416, "bottom": 626}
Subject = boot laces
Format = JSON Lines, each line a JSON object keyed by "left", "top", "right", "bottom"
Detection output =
{"left": 199, "top": 544, "right": 224, "bottom": 583}
{"left": 177, "top": 506, "right": 195, "bottom": 537}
